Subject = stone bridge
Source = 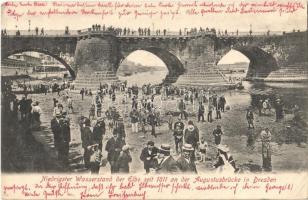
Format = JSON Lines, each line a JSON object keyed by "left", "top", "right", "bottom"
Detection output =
{"left": 2, "top": 30, "right": 307, "bottom": 87}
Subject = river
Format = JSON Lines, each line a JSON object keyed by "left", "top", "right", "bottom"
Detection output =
{"left": 119, "top": 70, "right": 308, "bottom": 115}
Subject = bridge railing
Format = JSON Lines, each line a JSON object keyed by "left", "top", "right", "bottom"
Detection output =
{"left": 0, "top": 29, "right": 292, "bottom": 38}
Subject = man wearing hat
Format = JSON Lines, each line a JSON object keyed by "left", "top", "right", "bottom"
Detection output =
{"left": 105, "top": 131, "right": 126, "bottom": 173}
{"left": 59, "top": 116, "right": 71, "bottom": 167}
{"left": 246, "top": 108, "right": 254, "bottom": 129}
{"left": 51, "top": 111, "right": 62, "bottom": 161}
{"left": 130, "top": 108, "right": 139, "bottom": 133}
{"left": 113, "top": 116, "right": 126, "bottom": 141}
{"left": 173, "top": 116, "right": 185, "bottom": 154}
{"left": 178, "top": 99, "right": 187, "bottom": 120}
{"left": 93, "top": 118, "right": 106, "bottom": 151}
{"left": 212, "top": 125, "right": 223, "bottom": 145}
{"left": 176, "top": 144, "right": 197, "bottom": 174}
{"left": 19, "top": 96, "right": 27, "bottom": 121}
{"left": 140, "top": 141, "right": 159, "bottom": 173}
{"left": 184, "top": 121, "right": 200, "bottom": 160}
{"left": 274, "top": 98, "right": 284, "bottom": 122}
{"left": 214, "top": 145, "right": 238, "bottom": 173}
{"left": 156, "top": 144, "right": 179, "bottom": 174}
{"left": 82, "top": 118, "right": 95, "bottom": 169}
{"left": 147, "top": 110, "right": 157, "bottom": 138}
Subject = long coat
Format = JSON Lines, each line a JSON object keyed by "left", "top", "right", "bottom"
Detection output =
{"left": 93, "top": 123, "right": 105, "bottom": 144}
{"left": 140, "top": 147, "right": 159, "bottom": 170}
{"left": 184, "top": 126, "right": 200, "bottom": 149}
{"left": 51, "top": 118, "right": 62, "bottom": 149}
{"left": 81, "top": 126, "right": 94, "bottom": 149}
{"left": 117, "top": 151, "right": 132, "bottom": 173}
{"left": 105, "top": 137, "right": 125, "bottom": 162}
{"left": 176, "top": 156, "right": 197, "bottom": 174}
{"left": 156, "top": 156, "right": 179, "bottom": 174}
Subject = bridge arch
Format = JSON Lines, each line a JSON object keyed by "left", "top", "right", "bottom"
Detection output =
{"left": 119, "top": 47, "right": 185, "bottom": 84}
{"left": 218, "top": 46, "right": 278, "bottom": 80}
{"left": 2, "top": 48, "right": 76, "bottom": 78}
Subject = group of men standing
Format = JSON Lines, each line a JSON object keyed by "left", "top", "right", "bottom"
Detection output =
{"left": 140, "top": 141, "right": 197, "bottom": 174}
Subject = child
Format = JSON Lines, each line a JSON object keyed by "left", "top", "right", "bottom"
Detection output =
{"left": 199, "top": 137, "right": 208, "bottom": 162}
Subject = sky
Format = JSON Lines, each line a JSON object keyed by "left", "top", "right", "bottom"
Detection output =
{"left": 124, "top": 50, "right": 249, "bottom": 67}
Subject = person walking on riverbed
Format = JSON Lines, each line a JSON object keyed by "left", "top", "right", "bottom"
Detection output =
{"left": 81, "top": 118, "right": 94, "bottom": 169}
{"left": 198, "top": 102, "right": 205, "bottom": 122}
{"left": 178, "top": 99, "right": 187, "bottom": 120}
{"left": 176, "top": 144, "right": 197, "bottom": 174}
{"left": 260, "top": 128, "right": 272, "bottom": 171}
{"left": 213, "top": 125, "right": 223, "bottom": 145}
{"left": 130, "top": 108, "right": 139, "bottom": 133}
{"left": 80, "top": 88, "right": 85, "bottom": 100}
{"left": 140, "top": 141, "right": 159, "bottom": 173}
{"left": 173, "top": 116, "right": 185, "bottom": 154}
{"left": 246, "top": 108, "right": 254, "bottom": 129}
{"left": 184, "top": 120, "right": 199, "bottom": 160}
{"left": 105, "top": 131, "right": 126, "bottom": 173}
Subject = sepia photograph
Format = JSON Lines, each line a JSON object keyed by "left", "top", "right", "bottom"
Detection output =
{"left": 1, "top": 0, "right": 308, "bottom": 199}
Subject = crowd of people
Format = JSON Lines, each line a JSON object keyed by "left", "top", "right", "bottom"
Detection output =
{"left": 2, "top": 24, "right": 247, "bottom": 38}
{"left": 48, "top": 79, "right": 300, "bottom": 174}
{"left": 3, "top": 74, "right": 305, "bottom": 174}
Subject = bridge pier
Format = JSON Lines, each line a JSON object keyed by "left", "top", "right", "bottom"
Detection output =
{"left": 73, "top": 32, "right": 121, "bottom": 90}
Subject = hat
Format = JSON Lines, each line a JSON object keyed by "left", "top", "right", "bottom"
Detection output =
{"left": 84, "top": 118, "right": 91, "bottom": 126}
{"left": 182, "top": 144, "right": 194, "bottom": 151}
{"left": 217, "top": 144, "right": 230, "bottom": 152}
{"left": 188, "top": 120, "right": 194, "bottom": 125}
{"left": 122, "top": 145, "right": 130, "bottom": 151}
{"left": 55, "top": 112, "right": 62, "bottom": 118}
{"left": 97, "top": 117, "right": 104, "bottom": 122}
{"left": 147, "top": 141, "right": 154, "bottom": 146}
{"left": 159, "top": 144, "right": 171, "bottom": 153}
{"left": 187, "top": 124, "right": 194, "bottom": 131}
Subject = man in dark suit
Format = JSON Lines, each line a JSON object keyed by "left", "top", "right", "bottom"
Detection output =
{"left": 59, "top": 117, "right": 71, "bottom": 167}
{"left": 105, "top": 131, "right": 126, "bottom": 173}
{"left": 173, "top": 117, "right": 185, "bottom": 154}
{"left": 51, "top": 112, "right": 62, "bottom": 160}
{"left": 93, "top": 118, "right": 106, "bottom": 151}
{"left": 82, "top": 118, "right": 94, "bottom": 169}
{"left": 176, "top": 144, "right": 197, "bottom": 174}
{"left": 156, "top": 144, "right": 179, "bottom": 174}
{"left": 140, "top": 141, "right": 159, "bottom": 173}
